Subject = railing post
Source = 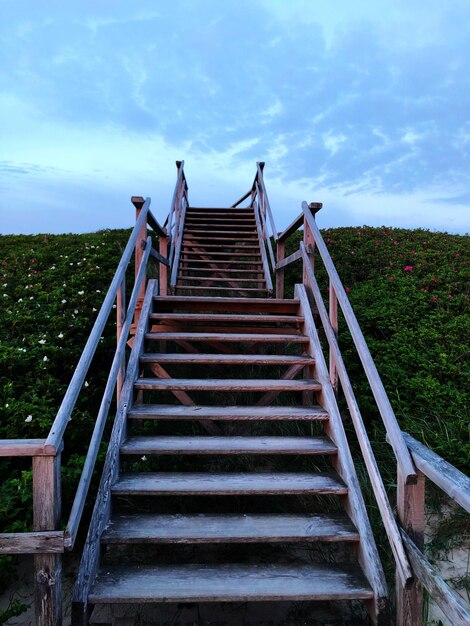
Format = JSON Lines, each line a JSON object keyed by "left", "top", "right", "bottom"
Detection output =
{"left": 159, "top": 235, "right": 169, "bottom": 295}
{"left": 329, "top": 281, "right": 339, "bottom": 391}
{"left": 131, "top": 196, "right": 147, "bottom": 328}
{"left": 396, "top": 466, "right": 425, "bottom": 625}
{"left": 33, "top": 451, "right": 62, "bottom": 626}
{"left": 116, "top": 279, "right": 125, "bottom": 403}
{"left": 303, "top": 204, "right": 322, "bottom": 285}
{"left": 276, "top": 238, "right": 285, "bottom": 299}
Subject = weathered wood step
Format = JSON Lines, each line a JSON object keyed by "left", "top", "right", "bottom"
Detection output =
{"left": 185, "top": 219, "right": 256, "bottom": 226}
{"left": 180, "top": 250, "right": 262, "bottom": 258}
{"left": 127, "top": 404, "right": 328, "bottom": 421}
{"left": 120, "top": 436, "right": 336, "bottom": 455}
{"left": 89, "top": 563, "right": 372, "bottom": 603}
{"left": 112, "top": 472, "right": 347, "bottom": 496}
{"left": 141, "top": 353, "right": 313, "bottom": 365}
{"left": 101, "top": 513, "right": 359, "bottom": 544}
{"left": 145, "top": 332, "right": 307, "bottom": 342}
{"left": 153, "top": 296, "right": 299, "bottom": 314}
{"left": 175, "top": 286, "right": 269, "bottom": 293}
{"left": 177, "top": 276, "right": 266, "bottom": 283}
{"left": 182, "top": 243, "right": 260, "bottom": 249}
{"left": 149, "top": 313, "right": 304, "bottom": 323}
{"left": 179, "top": 267, "right": 264, "bottom": 274}
{"left": 134, "top": 378, "right": 321, "bottom": 392}
{"left": 185, "top": 229, "right": 257, "bottom": 235}
{"left": 179, "top": 258, "right": 263, "bottom": 266}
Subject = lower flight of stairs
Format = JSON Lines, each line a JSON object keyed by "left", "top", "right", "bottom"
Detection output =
{"left": 74, "top": 292, "right": 388, "bottom": 625}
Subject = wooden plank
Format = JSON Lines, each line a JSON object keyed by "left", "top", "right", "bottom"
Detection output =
{"left": 257, "top": 363, "right": 306, "bottom": 406}
{"left": 185, "top": 228, "right": 257, "bottom": 235}
{"left": 230, "top": 189, "right": 252, "bottom": 206}
{"left": 181, "top": 250, "right": 262, "bottom": 257}
{"left": 277, "top": 212, "right": 304, "bottom": 243}
{"left": 127, "top": 404, "right": 329, "bottom": 421}
{"left": 90, "top": 563, "right": 372, "bottom": 603}
{"left": 145, "top": 331, "right": 308, "bottom": 342}
{"left": 102, "top": 513, "right": 358, "bottom": 544}
{"left": 0, "top": 439, "right": 55, "bottom": 457}
{"left": 149, "top": 313, "right": 303, "bottom": 323}
{"left": 112, "top": 472, "right": 348, "bottom": 496}
{"left": 150, "top": 324, "right": 301, "bottom": 335}
{"left": 0, "top": 531, "right": 64, "bottom": 554}
{"left": 402, "top": 432, "right": 470, "bottom": 513}
{"left": 302, "top": 202, "right": 417, "bottom": 485}
{"left": 177, "top": 275, "right": 266, "bottom": 283}
{"left": 134, "top": 378, "right": 321, "bottom": 392}
{"left": 179, "top": 267, "right": 264, "bottom": 274}
{"left": 153, "top": 295, "right": 299, "bottom": 313}
{"left": 253, "top": 193, "right": 273, "bottom": 292}
{"left": 141, "top": 353, "right": 313, "bottom": 365}
{"left": 175, "top": 286, "right": 268, "bottom": 293}
{"left": 179, "top": 258, "right": 263, "bottom": 266}
{"left": 401, "top": 530, "right": 470, "bottom": 626}
{"left": 275, "top": 248, "right": 303, "bottom": 270}
{"left": 120, "top": 436, "right": 337, "bottom": 455}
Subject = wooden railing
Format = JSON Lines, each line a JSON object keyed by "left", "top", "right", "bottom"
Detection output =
{"left": 0, "top": 196, "right": 168, "bottom": 625}
{"left": 274, "top": 200, "right": 469, "bottom": 625}
{"left": 169, "top": 160, "right": 189, "bottom": 293}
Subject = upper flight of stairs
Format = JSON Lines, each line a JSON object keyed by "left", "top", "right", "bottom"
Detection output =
{"left": 74, "top": 285, "right": 388, "bottom": 624}
{"left": 176, "top": 206, "right": 270, "bottom": 296}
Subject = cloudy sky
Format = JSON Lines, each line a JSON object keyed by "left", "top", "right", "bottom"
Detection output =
{"left": 1, "top": 0, "right": 469, "bottom": 234}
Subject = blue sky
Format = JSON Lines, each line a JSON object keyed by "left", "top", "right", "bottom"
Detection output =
{"left": 1, "top": 0, "right": 469, "bottom": 234}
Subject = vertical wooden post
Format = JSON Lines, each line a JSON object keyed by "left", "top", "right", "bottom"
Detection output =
{"left": 159, "top": 235, "right": 169, "bottom": 296}
{"left": 131, "top": 196, "right": 147, "bottom": 329}
{"left": 276, "top": 239, "right": 285, "bottom": 299}
{"left": 396, "top": 467, "right": 425, "bottom": 626}
{"left": 303, "top": 217, "right": 315, "bottom": 287}
{"left": 33, "top": 452, "right": 62, "bottom": 626}
{"left": 329, "top": 281, "right": 339, "bottom": 391}
{"left": 116, "top": 279, "right": 126, "bottom": 403}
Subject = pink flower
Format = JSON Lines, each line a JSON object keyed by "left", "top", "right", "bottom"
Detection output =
{"left": 404, "top": 266, "right": 413, "bottom": 272}
{"left": 432, "top": 296, "right": 437, "bottom": 302}
{"left": 455, "top": 253, "right": 461, "bottom": 257}
{"left": 388, "top": 276, "right": 394, "bottom": 281}
{"left": 433, "top": 277, "right": 438, "bottom": 283}
{"left": 345, "top": 287, "right": 351, "bottom": 293}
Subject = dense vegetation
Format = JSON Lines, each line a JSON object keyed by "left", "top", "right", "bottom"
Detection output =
{"left": 0, "top": 225, "right": 468, "bottom": 597}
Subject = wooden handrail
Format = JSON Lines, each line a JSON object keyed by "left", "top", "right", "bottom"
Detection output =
{"left": 256, "top": 162, "right": 277, "bottom": 239}
{"left": 169, "top": 193, "right": 188, "bottom": 292}
{"left": 64, "top": 237, "right": 153, "bottom": 550}
{"left": 302, "top": 202, "right": 417, "bottom": 485}
{"left": 300, "top": 242, "right": 413, "bottom": 587}
{"left": 255, "top": 181, "right": 276, "bottom": 271}
{"left": 253, "top": 192, "right": 273, "bottom": 293}
{"left": 402, "top": 433, "right": 470, "bottom": 513}
{"left": 0, "top": 439, "right": 56, "bottom": 456}
{"left": 167, "top": 160, "right": 184, "bottom": 256}
{"left": 277, "top": 212, "right": 304, "bottom": 243}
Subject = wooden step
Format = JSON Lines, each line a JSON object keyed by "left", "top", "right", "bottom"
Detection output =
{"left": 182, "top": 243, "right": 260, "bottom": 249}
{"left": 153, "top": 296, "right": 299, "bottom": 314}
{"left": 180, "top": 251, "right": 262, "bottom": 258}
{"left": 112, "top": 472, "right": 347, "bottom": 496}
{"left": 188, "top": 207, "right": 254, "bottom": 214}
{"left": 177, "top": 276, "right": 266, "bottom": 283}
{"left": 89, "top": 563, "right": 373, "bottom": 603}
{"left": 178, "top": 267, "right": 264, "bottom": 274}
{"left": 140, "top": 353, "right": 313, "bottom": 365}
{"left": 175, "top": 286, "right": 269, "bottom": 293}
{"left": 185, "top": 228, "right": 257, "bottom": 235}
{"left": 120, "top": 436, "right": 337, "bottom": 455}
{"left": 127, "top": 404, "right": 328, "bottom": 421}
{"left": 185, "top": 219, "right": 256, "bottom": 226}
{"left": 145, "top": 331, "right": 307, "bottom": 342}
{"left": 101, "top": 513, "right": 359, "bottom": 544}
{"left": 149, "top": 313, "right": 304, "bottom": 323}
{"left": 134, "top": 378, "right": 321, "bottom": 392}
{"left": 179, "top": 258, "right": 263, "bottom": 266}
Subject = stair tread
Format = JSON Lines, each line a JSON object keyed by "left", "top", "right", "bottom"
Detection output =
{"left": 102, "top": 513, "right": 359, "bottom": 543}
{"left": 89, "top": 563, "right": 372, "bottom": 603}
{"left": 141, "top": 353, "right": 313, "bottom": 364}
{"left": 145, "top": 332, "right": 307, "bottom": 342}
{"left": 134, "top": 378, "right": 321, "bottom": 391}
{"left": 112, "top": 472, "right": 347, "bottom": 495}
{"left": 128, "top": 404, "right": 329, "bottom": 420}
{"left": 120, "top": 435, "right": 337, "bottom": 455}
{"left": 175, "top": 286, "right": 269, "bottom": 292}
{"left": 149, "top": 313, "right": 303, "bottom": 322}
{"left": 177, "top": 276, "right": 266, "bottom": 283}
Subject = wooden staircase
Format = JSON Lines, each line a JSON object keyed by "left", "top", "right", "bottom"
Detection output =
{"left": 73, "top": 243, "right": 388, "bottom": 624}
{"left": 175, "top": 206, "right": 270, "bottom": 296}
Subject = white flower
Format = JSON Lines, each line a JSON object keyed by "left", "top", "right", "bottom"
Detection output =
{"left": 25, "top": 415, "right": 33, "bottom": 423}
{"left": 29, "top": 296, "right": 34, "bottom": 300}
{"left": 43, "top": 356, "right": 48, "bottom": 362}
{"left": 84, "top": 381, "right": 89, "bottom": 387}
{"left": 51, "top": 266, "right": 56, "bottom": 270}
{"left": 25, "top": 285, "right": 29, "bottom": 289}
{"left": 92, "top": 307, "right": 97, "bottom": 312}
{"left": 38, "top": 339, "right": 46, "bottom": 345}
{"left": 74, "top": 309, "right": 78, "bottom": 314}
{"left": 3, "top": 294, "right": 8, "bottom": 297}
{"left": 58, "top": 332, "right": 64, "bottom": 338}
{"left": 2, "top": 283, "right": 7, "bottom": 287}
{"left": 95, "top": 266, "right": 100, "bottom": 269}
{"left": 17, "top": 298, "right": 23, "bottom": 302}
{"left": 5, "top": 403, "right": 9, "bottom": 408}
{"left": 78, "top": 290, "right": 84, "bottom": 295}
{"left": 61, "top": 299, "right": 67, "bottom": 304}
{"left": 96, "top": 290, "right": 101, "bottom": 293}
{"left": 112, "top": 304, "right": 116, "bottom": 309}
{"left": 69, "top": 262, "right": 73, "bottom": 266}
{"left": 141, "top": 456, "right": 147, "bottom": 461}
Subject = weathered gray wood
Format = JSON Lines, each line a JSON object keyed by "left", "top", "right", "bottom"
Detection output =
{"left": 296, "top": 284, "right": 389, "bottom": 622}
{"left": 141, "top": 353, "right": 314, "bottom": 365}
{"left": 150, "top": 313, "right": 303, "bottom": 323}
{"left": 255, "top": 181, "right": 276, "bottom": 271}
{"left": 276, "top": 239, "right": 286, "bottom": 298}
{"left": 65, "top": 237, "right": 153, "bottom": 550}
{"left": 145, "top": 331, "right": 308, "bottom": 342}
{"left": 230, "top": 189, "right": 252, "bottom": 207}
{"left": 89, "top": 563, "right": 372, "bottom": 603}
{"left": 0, "top": 439, "right": 55, "bottom": 456}
{"left": 170, "top": 193, "right": 188, "bottom": 291}
{"left": 120, "top": 435, "right": 337, "bottom": 455}
{"left": 134, "top": 378, "right": 321, "bottom": 392}
{"left": 149, "top": 247, "right": 169, "bottom": 266}
{"left": 102, "top": 512, "right": 359, "bottom": 544}
{"left": 277, "top": 212, "right": 304, "bottom": 243}
{"left": 302, "top": 202, "right": 417, "bottom": 485}
{"left": 128, "top": 404, "right": 329, "bottom": 421}
{"left": 256, "top": 162, "right": 277, "bottom": 244}
{"left": 154, "top": 295, "right": 298, "bottom": 309}
{"left": 257, "top": 363, "right": 306, "bottom": 406}
{"left": 176, "top": 285, "right": 268, "bottom": 292}
{"left": 112, "top": 472, "right": 348, "bottom": 496}
{"left": 72, "top": 280, "right": 157, "bottom": 620}
{"left": 0, "top": 531, "right": 64, "bottom": 554}
{"left": 275, "top": 248, "right": 303, "bottom": 270}
{"left": 145, "top": 209, "right": 166, "bottom": 237}
{"left": 33, "top": 453, "right": 62, "bottom": 626}
{"left": 401, "top": 530, "right": 470, "bottom": 626}
{"left": 403, "top": 432, "right": 470, "bottom": 513}
{"left": 252, "top": 193, "right": 274, "bottom": 292}
{"left": 46, "top": 197, "right": 153, "bottom": 450}
{"left": 178, "top": 275, "right": 266, "bottom": 283}
{"left": 300, "top": 243, "right": 413, "bottom": 588}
